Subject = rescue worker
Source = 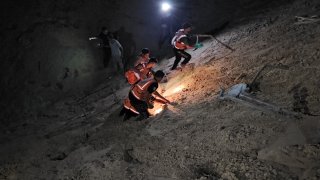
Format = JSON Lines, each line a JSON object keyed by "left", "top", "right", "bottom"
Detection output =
{"left": 124, "top": 57, "right": 157, "bottom": 85}
{"left": 134, "top": 48, "right": 150, "bottom": 66}
{"left": 119, "top": 98, "right": 140, "bottom": 121}
{"left": 135, "top": 57, "right": 158, "bottom": 80}
{"left": 125, "top": 70, "right": 170, "bottom": 121}
{"left": 170, "top": 23, "right": 194, "bottom": 70}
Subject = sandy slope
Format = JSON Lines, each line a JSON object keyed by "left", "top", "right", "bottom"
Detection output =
{"left": 1, "top": 0, "right": 320, "bottom": 179}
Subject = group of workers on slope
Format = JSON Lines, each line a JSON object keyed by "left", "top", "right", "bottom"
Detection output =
{"left": 119, "top": 22, "right": 201, "bottom": 121}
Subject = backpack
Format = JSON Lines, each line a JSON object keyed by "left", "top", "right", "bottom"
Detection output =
{"left": 125, "top": 69, "right": 141, "bottom": 85}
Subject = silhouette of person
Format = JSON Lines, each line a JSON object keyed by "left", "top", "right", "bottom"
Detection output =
{"left": 89, "top": 27, "right": 112, "bottom": 68}
{"left": 116, "top": 26, "right": 136, "bottom": 70}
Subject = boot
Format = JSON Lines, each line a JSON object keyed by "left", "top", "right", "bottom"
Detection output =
{"left": 123, "top": 113, "right": 130, "bottom": 121}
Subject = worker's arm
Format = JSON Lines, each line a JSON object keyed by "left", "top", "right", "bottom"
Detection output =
{"left": 147, "top": 83, "right": 170, "bottom": 104}
{"left": 186, "top": 45, "right": 194, "bottom": 49}
{"left": 153, "top": 91, "right": 170, "bottom": 104}
{"left": 89, "top": 33, "right": 100, "bottom": 40}
{"left": 89, "top": 37, "right": 98, "bottom": 40}
{"left": 148, "top": 69, "right": 155, "bottom": 77}
{"left": 180, "top": 36, "right": 195, "bottom": 49}
{"left": 143, "top": 94, "right": 154, "bottom": 108}
{"left": 89, "top": 32, "right": 105, "bottom": 41}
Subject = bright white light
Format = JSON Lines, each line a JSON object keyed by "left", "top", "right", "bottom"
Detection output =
{"left": 173, "top": 85, "right": 184, "bottom": 93}
{"left": 162, "top": 84, "right": 185, "bottom": 96}
{"left": 161, "top": 2, "right": 171, "bottom": 12}
{"left": 154, "top": 107, "right": 164, "bottom": 115}
{"left": 148, "top": 103, "right": 165, "bottom": 116}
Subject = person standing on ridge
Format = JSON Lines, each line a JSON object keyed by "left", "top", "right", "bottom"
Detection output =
{"left": 170, "top": 23, "right": 197, "bottom": 70}
{"left": 89, "top": 27, "right": 112, "bottom": 68}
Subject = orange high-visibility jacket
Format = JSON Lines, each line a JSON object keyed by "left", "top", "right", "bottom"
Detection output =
{"left": 138, "top": 65, "right": 153, "bottom": 80}
{"left": 131, "top": 77, "right": 156, "bottom": 101}
{"left": 125, "top": 68, "right": 141, "bottom": 85}
{"left": 123, "top": 98, "right": 139, "bottom": 114}
{"left": 171, "top": 29, "right": 188, "bottom": 50}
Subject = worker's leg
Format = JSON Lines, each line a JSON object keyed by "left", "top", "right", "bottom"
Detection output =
{"left": 118, "top": 60, "right": 124, "bottom": 74}
{"left": 119, "top": 106, "right": 131, "bottom": 121}
{"left": 114, "top": 60, "right": 122, "bottom": 74}
{"left": 103, "top": 47, "right": 112, "bottom": 68}
{"left": 133, "top": 102, "right": 149, "bottom": 120}
{"left": 129, "top": 92, "right": 150, "bottom": 120}
{"left": 180, "top": 51, "right": 192, "bottom": 66}
{"left": 171, "top": 48, "right": 182, "bottom": 70}
{"left": 119, "top": 106, "right": 126, "bottom": 116}
{"left": 123, "top": 109, "right": 138, "bottom": 121}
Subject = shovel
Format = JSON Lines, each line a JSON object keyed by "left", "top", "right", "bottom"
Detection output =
{"left": 194, "top": 34, "right": 235, "bottom": 51}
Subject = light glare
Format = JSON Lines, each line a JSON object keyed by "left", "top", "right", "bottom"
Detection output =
{"left": 155, "top": 107, "right": 164, "bottom": 115}
{"left": 173, "top": 85, "right": 184, "bottom": 93}
{"left": 161, "top": 2, "right": 171, "bottom": 12}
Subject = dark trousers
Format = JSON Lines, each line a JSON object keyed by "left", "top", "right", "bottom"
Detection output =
{"left": 171, "top": 48, "right": 191, "bottom": 70}
{"left": 129, "top": 92, "right": 150, "bottom": 119}
{"left": 119, "top": 106, "right": 138, "bottom": 121}
{"left": 103, "top": 47, "right": 112, "bottom": 68}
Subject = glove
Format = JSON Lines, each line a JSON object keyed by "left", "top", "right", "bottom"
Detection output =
{"left": 195, "top": 43, "right": 203, "bottom": 49}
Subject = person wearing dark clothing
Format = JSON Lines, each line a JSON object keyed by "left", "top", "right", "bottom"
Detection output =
{"left": 99, "top": 28, "right": 112, "bottom": 68}
{"left": 170, "top": 23, "right": 194, "bottom": 70}
{"left": 89, "top": 27, "right": 112, "bottom": 68}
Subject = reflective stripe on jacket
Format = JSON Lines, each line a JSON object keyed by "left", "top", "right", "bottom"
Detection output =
{"left": 123, "top": 98, "right": 139, "bottom": 114}
{"left": 171, "top": 29, "right": 188, "bottom": 50}
{"left": 139, "top": 66, "right": 153, "bottom": 80}
{"left": 125, "top": 68, "right": 141, "bottom": 85}
{"left": 131, "top": 77, "right": 156, "bottom": 101}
